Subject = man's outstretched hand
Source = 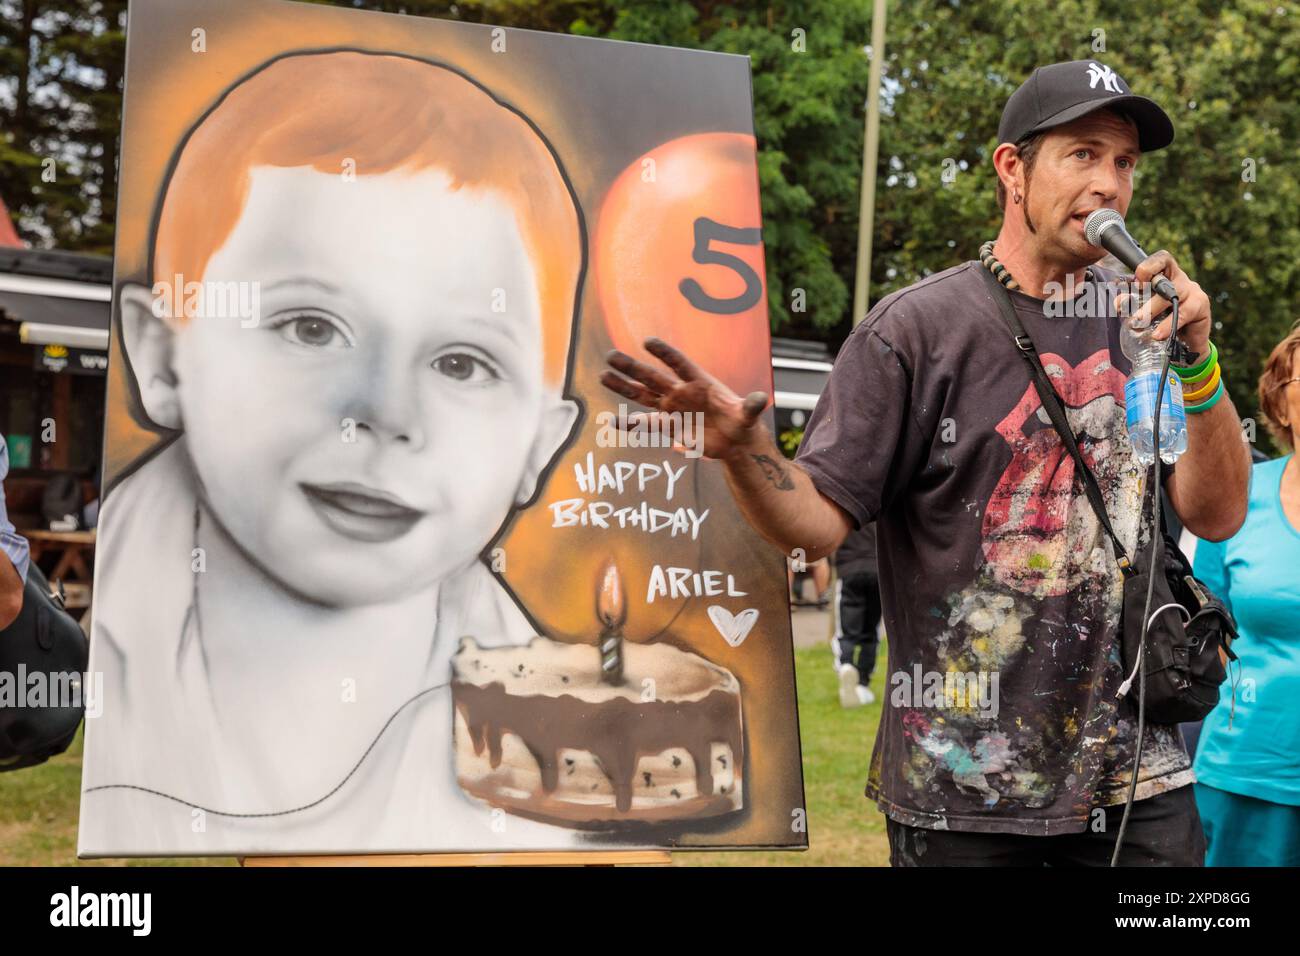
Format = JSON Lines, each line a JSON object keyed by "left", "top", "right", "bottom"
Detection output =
{"left": 600, "top": 336, "right": 771, "bottom": 462}
{"left": 602, "top": 335, "right": 853, "bottom": 561}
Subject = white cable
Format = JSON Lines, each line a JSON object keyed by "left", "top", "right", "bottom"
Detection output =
{"left": 1115, "top": 602, "right": 1191, "bottom": 699}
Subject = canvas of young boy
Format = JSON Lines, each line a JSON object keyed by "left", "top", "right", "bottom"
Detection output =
{"left": 77, "top": 51, "right": 590, "bottom": 856}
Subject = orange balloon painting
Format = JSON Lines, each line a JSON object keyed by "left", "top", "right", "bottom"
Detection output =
{"left": 595, "top": 133, "right": 772, "bottom": 399}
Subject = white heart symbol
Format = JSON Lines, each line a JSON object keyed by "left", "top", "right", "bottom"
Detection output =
{"left": 708, "top": 606, "right": 759, "bottom": 647}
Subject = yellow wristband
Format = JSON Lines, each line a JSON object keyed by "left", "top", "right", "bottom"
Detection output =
{"left": 1182, "top": 363, "right": 1221, "bottom": 404}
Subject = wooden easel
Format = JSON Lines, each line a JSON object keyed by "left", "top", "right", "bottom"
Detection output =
{"left": 240, "top": 850, "right": 671, "bottom": 867}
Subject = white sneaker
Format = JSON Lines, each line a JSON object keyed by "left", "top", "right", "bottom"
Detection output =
{"left": 855, "top": 685, "right": 876, "bottom": 706}
{"left": 838, "top": 663, "right": 862, "bottom": 708}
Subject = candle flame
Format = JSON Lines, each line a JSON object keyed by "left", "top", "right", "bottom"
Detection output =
{"left": 596, "top": 559, "right": 626, "bottom": 629}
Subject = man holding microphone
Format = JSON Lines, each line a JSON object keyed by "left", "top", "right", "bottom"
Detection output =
{"left": 1, "top": 436, "right": 30, "bottom": 629}
{"left": 602, "top": 60, "right": 1249, "bottom": 865}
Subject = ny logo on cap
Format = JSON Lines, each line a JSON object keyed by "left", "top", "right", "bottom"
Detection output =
{"left": 1086, "top": 61, "right": 1123, "bottom": 94}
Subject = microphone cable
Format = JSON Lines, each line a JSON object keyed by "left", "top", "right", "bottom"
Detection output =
{"left": 1110, "top": 289, "right": 1179, "bottom": 867}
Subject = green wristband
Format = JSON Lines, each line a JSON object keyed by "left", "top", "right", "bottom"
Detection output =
{"left": 1175, "top": 340, "right": 1217, "bottom": 381}
{"left": 1181, "top": 360, "right": 1218, "bottom": 387}
{"left": 1185, "top": 379, "right": 1226, "bottom": 413}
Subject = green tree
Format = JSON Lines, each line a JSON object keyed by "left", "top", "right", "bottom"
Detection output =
{"left": 40, "top": 0, "right": 127, "bottom": 253}
{"left": 0, "top": 0, "right": 125, "bottom": 253}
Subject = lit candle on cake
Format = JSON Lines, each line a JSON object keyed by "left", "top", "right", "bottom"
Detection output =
{"left": 450, "top": 555, "right": 747, "bottom": 826}
{"left": 596, "top": 558, "right": 626, "bottom": 685}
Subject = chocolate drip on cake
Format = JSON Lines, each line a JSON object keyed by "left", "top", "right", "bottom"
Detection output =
{"left": 454, "top": 683, "right": 743, "bottom": 813}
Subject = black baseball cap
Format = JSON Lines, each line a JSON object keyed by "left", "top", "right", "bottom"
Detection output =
{"left": 998, "top": 59, "right": 1175, "bottom": 152}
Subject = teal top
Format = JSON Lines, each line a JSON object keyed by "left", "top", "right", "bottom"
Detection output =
{"left": 1192, "top": 454, "right": 1300, "bottom": 806}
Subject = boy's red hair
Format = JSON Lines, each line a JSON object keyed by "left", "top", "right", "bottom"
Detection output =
{"left": 153, "top": 50, "right": 582, "bottom": 388}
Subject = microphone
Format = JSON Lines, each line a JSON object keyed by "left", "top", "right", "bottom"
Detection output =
{"left": 1084, "top": 209, "right": 1178, "bottom": 302}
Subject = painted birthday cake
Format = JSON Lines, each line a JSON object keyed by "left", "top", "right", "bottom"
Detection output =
{"left": 451, "top": 636, "right": 744, "bottom": 827}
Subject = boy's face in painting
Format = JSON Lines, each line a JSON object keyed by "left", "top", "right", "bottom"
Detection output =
{"left": 123, "top": 166, "right": 579, "bottom": 608}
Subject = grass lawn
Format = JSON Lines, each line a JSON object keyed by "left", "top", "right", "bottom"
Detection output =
{"left": 675, "top": 644, "right": 889, "bottom": 867}
{"left": 0, "top": 645, "right": 887, "bottom": 866}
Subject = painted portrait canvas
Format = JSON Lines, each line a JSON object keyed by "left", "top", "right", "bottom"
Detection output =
{"left": 78, "top": 0, "right": 806, "bottom": 857}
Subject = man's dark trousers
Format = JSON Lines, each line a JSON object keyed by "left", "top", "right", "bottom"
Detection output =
{"left": 833, "top": 568, "right": 882, "bottom": 685}
{"left": 885, "top": 785, "right": 1207, "bottom": 866}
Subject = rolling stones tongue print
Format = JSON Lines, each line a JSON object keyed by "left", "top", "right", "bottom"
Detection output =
{"left": 982, "top": 347, "right": 1143, "bottom": 599}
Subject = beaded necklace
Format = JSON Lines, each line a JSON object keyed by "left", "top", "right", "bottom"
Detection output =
{"left": 978, "top": 239, "right": 1095, "bottom": 293}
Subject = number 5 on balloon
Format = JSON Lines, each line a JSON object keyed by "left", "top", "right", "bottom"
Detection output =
{"left": 679, "top": 217, "right": 764, "bottom": 315}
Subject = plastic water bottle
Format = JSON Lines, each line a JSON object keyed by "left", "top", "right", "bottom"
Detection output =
{"left": 1120, "top": 321, "right": 1187, "bottom": 465}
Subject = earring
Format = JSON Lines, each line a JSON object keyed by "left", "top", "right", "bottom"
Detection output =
{"left": 1013, "top": 192, "right": 1022, "bottom": 204}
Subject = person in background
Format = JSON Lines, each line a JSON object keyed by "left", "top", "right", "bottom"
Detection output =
{"left": 788, "top": 556, "right": 831, "bottom": 606}
{"left": 1176, "top": 441, "right": 1270, "bottom": 761}
{"left": 831, "top": 521, "right": 881, "bottom": 708}
{"left": 0, "top": 436, "right": 31, "bottom": 629}
{"left": 1191, "top": 320, "right": 1300, "bottom": 867}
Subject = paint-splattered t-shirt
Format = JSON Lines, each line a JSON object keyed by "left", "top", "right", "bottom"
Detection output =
{"left": 796, "top": 260, "right": 1193, "bottom": 836}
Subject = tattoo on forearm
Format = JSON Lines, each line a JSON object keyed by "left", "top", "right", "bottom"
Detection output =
{"left": 750, "top": 453, "right": 795, "bottom": 490}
